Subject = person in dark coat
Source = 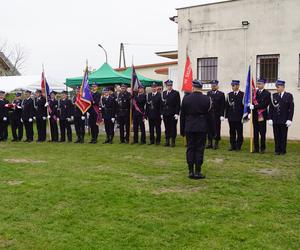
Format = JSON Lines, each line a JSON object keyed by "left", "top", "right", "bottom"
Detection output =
{"left": 21, "top": 90, "right": 35, "bottom": 142}
{"left": 47, "top": 91, "right": 59, "bottom": 142}
{"left": 11, "top": 92, "right": 23, "bottom": 142}
{"left": 73, "top": 88, "right": 86, "bottom": 143}
{"left": 180, "top": 80, "right": 211, "bottom": 179}
{"left": 225, "top": 80, "right": 245, "bottom": 151}
{"left": 206, "top": 80, "right": 225, "bottom": 150}
{"left": 249, "top": 79, "right": 271, "bottom": 153}
{"left": 101, "top": 87, "right": 116, "bottom": 144}
{"left": 268, "top": 80, "right": 294, "bottom": 155}
{"left": 0, "top": 90, "right": 9, "bottom": 141}
{"left": 161, "top": 79, "right": 181, "bottom": 147}
{"left": 132, "top": 86, "right": 146, "bottom": 144}
{"left": 88, "top": 83, "right": 101, "bottom": 144}
{"left": 34, "top": 89, "right": 47, "bottom": 142}
{"left": 116, "top": 84, "right": 131, "bottom": 144}
{"left": 146, "top": 83, "right": 162, "bottom": 145}
{"left": 58, "top": 91, "right": 73, "bottom": 142}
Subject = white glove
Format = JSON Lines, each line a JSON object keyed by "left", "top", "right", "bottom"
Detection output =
{"left": 286, "top": 120, "right": 292, "bottom": 128}
{"left": 29, "top": 118, "right": 33, "bottom": 123}
{"left": 174, "top": 114, "right": 179, "bottom": 120}
{"left": 21, "top": 118, "right": 23, "bottom": 123}
{"left": 220, "top": 116, "right": 225, "bottom": 122}
{"left": 161, "top": 115, "right": 163, "bottom": 120}
{"left": 67, "top": 118, "right": 71, "bottom": 122}
{"left": 42, "top": 117, "right": 47, "bottom": 120}
{"left": 17, "top": 105, "right": 22, "bottom": 109}
{"left": 33, "top": 116, "right": 36, "bottom": 120}
{"left": 81, "top": 116, "right": 85, "bottom": 121}
{"left": 3, "top": 117, "right": 7, "bottom": 121}
{"left": 44, "top": 102, "right": 49, "bottom": 107}
{"left": 57, "top": 118, "right": 59, "bottom": 122}
{"left": 47, "top": 115, "right": 51, "bottom": 119}
{"left": 248, "top": 114, "right": 251, "bottom": 120}
{"left": 111, "top": 118, "right": 115, "bottom": 123}
{"left": 249, "top": 104, "right": 254, "bottom": 110}
{"left": 71, "top": 116, "right": 74, "bottom": 121}
{"left": 268, "top": 120, "right": 273, "bottom": 126}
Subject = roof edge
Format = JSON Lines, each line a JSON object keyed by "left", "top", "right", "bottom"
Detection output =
{"left": 176, "top": 0, "right": 239, "bottom": 11}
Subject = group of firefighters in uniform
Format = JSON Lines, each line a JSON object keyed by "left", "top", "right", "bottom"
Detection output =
{"left": 0, "top": 78, "right": 294, "bottom": 179}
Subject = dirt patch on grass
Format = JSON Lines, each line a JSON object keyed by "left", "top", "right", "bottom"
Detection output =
{"left": 208, "top": 158, "right": 224, "bottom": 164}
{"left": 153, "top": 159, "right": 171, "bottom": 167}
{"left": 3, "top": 159, "right": 46, "bottom": 164}
{"left": 0, "top": 238, "right": 14, "bottom": 247}
{"left": 7, "top": 180, "right": 24, "bottom": 186}
{"left": 152, "top": 186, "right": 205, "bottom": 195}
{"left": 255, "top": 168, "right": 281, "bottom": 176}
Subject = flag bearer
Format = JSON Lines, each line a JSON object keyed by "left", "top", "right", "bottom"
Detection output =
{"left": 47, "top": 91, "right": 59, "bottom": 142}
{"left": 249, "top": 79, "right": 271, "bottom": 154}
{"left": 0, "top": 90, "right": 9, "bottom": 141}
{"left": 58, "top": 91, "right": 73, "bottom": 142}
{"left": 180, "top": 80, "right": 211, "bottom": 179}
{"left": 268, "top": 80, "right": 294, "bottom": 155}
{"left": 101, "top": 87, "right": 116, "bottom": 144}
{"left": 225, "top": 80, "right": 244, "bottom": 151}
{"left": 88, "top": 83, "right": 101, "bottom": 144}
{"left": 35, "top": 89, "right": 47, "bottom": 142}
{"left": 11, "top": 92, "right": 23, "bottom": 142}
{"left": 206, "top": 80, "right": 225, "bottom": 149}
{"left": 146, "top": 83, "right": 162, "bottom": 145}
{"left": 73, "top": 87, "right": 86, "bottom": 143}
{"left": 22, "top": 90, "right": 35, "bottom": 142}
{"left": 161, "top": 79, "right": 181, "bottom": 147}
{"left": 132, "top": 86, "right": 146, "bottom": 144}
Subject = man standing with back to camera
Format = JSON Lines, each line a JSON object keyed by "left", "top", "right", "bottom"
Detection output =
{"left": 180, "top": 80, "right": 211, "bottom": 179}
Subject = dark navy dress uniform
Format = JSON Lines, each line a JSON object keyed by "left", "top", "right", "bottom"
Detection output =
{"left": 59, "top": 96, "right": 73, "bottom": 142}
{"left": 11, "top": 94, "right": 23, "bottom": 141}
{"left": 88, "top": 91, "right": 101, "bottom": 143}
{"left": 116, "top": 89, "right": 131, "bottom": 143}
{"left": 268, "top": 81, "right": 294, "bottom": 155}
{"left": 180, "top": 80, "right": 211, "bottom": 179}
{"left": 225, "top": 81, "right": 244, "bottom": 151}
{"left": 21, "top": 95, "right": 35, "bottom": 142}
{"left": 146, "top": 89, "right": 162, "bottom": 145}
{"left": 101, "top": 92, "right": 116, "bottom": 143}
{"left": 0, "top": 93, "right": 9, "bottom": 141}
{"left": 206, "top": 80, "right": 225, "bottom": 149}
{"left": 73, "top": 96, "right": 86, "bottom": 143}
{"left": 252, "top": 81, "right": 271, "bottom": 153}
{"left": 161, "top": 80, "right": 181, "bottom": 147}
{"left": 132, "top": 91, "right": 146, "bottom": 144}
{"left": 48, "top": 95, "right": 59, "bottom": 142}
{"left": 35, "top": 94, "right": 47, "bottom": 142}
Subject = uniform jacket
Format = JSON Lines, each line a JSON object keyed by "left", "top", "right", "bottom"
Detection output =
{"left": 0, "top": 99, "right": 9, "bottom": 119}
{"left": 59, "top": 98, "right": 73, "bottom": 120}
{"left": 116, "top": 91, "right": 131, "bottom": 117}
{"left": 88, "top": 92, "right": 101, "bottom": 114}
{"left": 11, "top": 99, "right": 23, "bottom": 121}
{"left": 225, "top": 91, "right": 244, "bottom": 122}
{"left": 207, "top": 90, "right": 225, "bottom": 117}
{"left": 146, "top": 92, "right": 161, "bottom": 119}
{"left": 101, "top": 95, "right": 116, "bottom": 120}
{"left": 252, "top": 89, "right": 271, "bottom": 121}
{"left": 49, "top": 99, "right": 59, "bottom": 119}
{"left": 268, "top": 92, "right": 294, "bottom": 124}
{"left": 180, "top": 92, "right": 211, "bottom": 134}
{"left": 35, "top": 96, "right": 47, "bottom": 119}
{"left": 132, "top": 93, "right": 146, "bottom": 117}
{"left": 21, "top": 98, "right": 35, "bottom": 121}
{"left": 161, "top": 89, "right": 181, "bottom": 116}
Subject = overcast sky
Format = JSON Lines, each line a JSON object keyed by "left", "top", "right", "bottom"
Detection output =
{"left": 1, "top": 0, "right": 223, "bottom": 81}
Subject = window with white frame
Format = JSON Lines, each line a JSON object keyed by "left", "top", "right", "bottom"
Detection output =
{"left": 197, "top": 57, "right": 218, "bottom": 89}
{"left": 256, "top": 54, "right": 280, "bottom": 88}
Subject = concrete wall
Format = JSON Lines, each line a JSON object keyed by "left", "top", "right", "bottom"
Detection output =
{"left": 177, "top": 0, "right": 300, "bottom": 140}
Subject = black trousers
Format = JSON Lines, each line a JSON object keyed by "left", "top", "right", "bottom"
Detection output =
{"left": 133, "top": 115, "right": 145, "bottom": 143}
{"left": 149, "top": 118, "right": 161, "bottom": 144}
{"left": 89, "top": 113, "right": 99, "bottom": 141}
{"left": 50, "top": 118, "right": 59, "bottom": 142}
{"left": 253, "top": 120, "right": 267, "bottom": 151}
{"left": 104, "top": 119, "right": 115, "bottom": 140}
{"left": 0, "top": 120, "right": 8, "bottom": 140}
{"left": 11, "top": 119, "right": 23, "bottom": 140}
{"left": 118, "top": 115, "right": 130, "bottom": 142}
{"left": 207, "top": 113, "right": 216, "bottom": 141}
{"left": 24, "top": 120, "right": 34, "bottom": 141}
{"left": 60, "top": 119, "right": 72, "bottom": 142}
{"left": 163, "top": 115, "right": 177, "bottom": 141}
{"left": 74, "top": 117, "right": 85, "bottom": 140}
{"left": 273, "top": 124, "right": 288, "bottom": 154}
{"left": 36, "top": 118, "right": 47, "bottom": 141}
{"left": 186, "top": 132, "right": 207, "bottom": 167}
{"left": 229, "top": 121, "right": 243, "bottom": 149}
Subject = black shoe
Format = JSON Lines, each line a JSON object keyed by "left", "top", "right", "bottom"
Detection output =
{"left": 194, "top": 173, "right": 206, "bottom": 179}
{"left": 252, "top": 149, "right": 259, "bottom": 154}
{"left": 11, "top": 139, "right": 18, "bottom": 142}
{"left": 275, "top": 152, "right": 281, "bottom": 155}
{"left": 155, "top": 142, "right": 160, "bottom": 145}
{"left": 148, "top": 142, "right": 154, "bottom": 145}
{"left": 170, "top": 140, "right": 175, "bottom": 147}
{"left": 164, "top": 139, "right": 170, "bottom": 147}
{"left": 188, "top": 165, "right": 194, "bottom": 179}
{"left": 120, "top": 141, "right": 125, "bottom": 144}
{"left": 228, "top": 147, "right": 235, "bottom": 151}
{"left": 281, "top": 151, "right": 286, "bottom": 155}
{"left": 103, "top": 139, "right": 110, "bottom": 144}
{"left": 206, "top": 144, "right": 213, "bottom": 149}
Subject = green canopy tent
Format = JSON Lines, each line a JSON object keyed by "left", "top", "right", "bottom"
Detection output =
{"left": 65, "top": 63, "right": 131, "bottom": 87}
{"left": 119, "top": 67, "right": 163, "bottom": 87}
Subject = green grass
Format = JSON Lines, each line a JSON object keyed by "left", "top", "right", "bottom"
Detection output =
{"left": 0, "top": 134, "right": 300, "bottom": 249}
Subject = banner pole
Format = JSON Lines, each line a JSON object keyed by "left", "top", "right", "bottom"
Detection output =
{"left": 43, "top": 65, "right": 52, "bottom": 142}
{"left": 249, "top": 75, "right": 253, "bottom": 153}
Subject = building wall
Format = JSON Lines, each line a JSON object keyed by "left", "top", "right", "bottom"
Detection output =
{"left": 177, "top": 0, "right": 300, "bottom": 140}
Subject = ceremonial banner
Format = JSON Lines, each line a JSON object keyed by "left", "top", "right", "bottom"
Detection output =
{"left": 181, "top": 55, "right": 193, "bottom": 92}
{"left": 243, "top": 66, "right": 252, "bottom": 122}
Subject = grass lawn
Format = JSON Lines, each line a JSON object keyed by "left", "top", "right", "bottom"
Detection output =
{"left": 0, "top": 135, "right": 300, "bottom": 249}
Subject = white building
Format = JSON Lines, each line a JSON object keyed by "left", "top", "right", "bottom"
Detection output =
{"left": 174, "top": 0, "right": 300, "bottom": 139}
